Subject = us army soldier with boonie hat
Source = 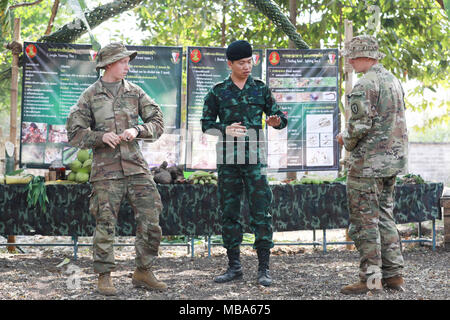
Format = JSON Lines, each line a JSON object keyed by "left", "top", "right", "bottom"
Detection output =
{"left": 66, "top": 42, "right": 167, "bottom": 296}
{"left": 336, "top": 35, "right": 408, "bottom": 295}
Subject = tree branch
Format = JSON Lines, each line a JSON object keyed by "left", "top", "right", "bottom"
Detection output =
{"left": 9, "top": 0, "right": 44, "bottom": 9}
{"left": 44, "top": 0, "right": 60, "bottom": 35}
{"left": 39, "top": 0, "right": 144, "bottom": 43}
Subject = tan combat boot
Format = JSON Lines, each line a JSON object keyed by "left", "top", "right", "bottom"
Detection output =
{"left": 383, "top": 275, "right": 405, "bottom": 291}
{"left": 340, "top": 281, "right": 382, "bottom": 295}
{"left": 132, "top": 268, "right": 167, "bottom": 291}
{"left": 97, "top": 272, "right": 117, "bottom": 296}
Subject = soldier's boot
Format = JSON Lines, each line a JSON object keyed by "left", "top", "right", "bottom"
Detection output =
{"left": 257, "top": 248, "right": 272, "bottom": 287}
{"left": 214, "top": 248, "right": 243, "bottom": 283}
{"left": 340, "top": 280, "right": 382, "bottom": 295}
{"left": 132, "top": 268, "right": 168, "bottom": 290}
{"left": 97, "top": 272, "right": 117, "bottom": 296}
{"left": 382, "top": 275, "right": 405, "bottom": 291}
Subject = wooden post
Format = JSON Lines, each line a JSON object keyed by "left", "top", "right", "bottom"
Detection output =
{"left": 441, "top": 189, "right": 450, "bottom": 251}
{"left": 6, "top": 17, "right": 22, "bottom": 253}
{"left": 286, "top": 0, "right": 297, "bottom": 182}
{"left": 343, "top": 19, "right": 354, "bottom": 250}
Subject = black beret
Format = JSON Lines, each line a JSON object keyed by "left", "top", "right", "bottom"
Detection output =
{"left": 226, "top": 40, "right": 252, "bottom": 61}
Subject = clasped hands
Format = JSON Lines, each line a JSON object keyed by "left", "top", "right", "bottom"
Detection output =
{"left": 102, "top": 128, "right": 138, "bottom": 149}
{"left": 226, "top": 116, "right": 281, "bottom": 137}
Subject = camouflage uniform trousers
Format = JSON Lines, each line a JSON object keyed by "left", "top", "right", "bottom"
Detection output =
{"left": 89, "top": 173, "right": 163, "bottom": 274}
{"left": 217, "top": 164, "right": 274, "bottom": 250}
{"left": 346, "top": 175, "right": 404, "bottom": 282}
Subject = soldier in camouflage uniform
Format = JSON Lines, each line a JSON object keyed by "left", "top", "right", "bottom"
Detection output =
{"left": 337, "top": 35, "right": 408, "bottom": 294}
{"left": 201, "top": 40, "right": 287, "bottom": 287}
{"left": 66, "top": 43, "right": 167, "bottom": 296}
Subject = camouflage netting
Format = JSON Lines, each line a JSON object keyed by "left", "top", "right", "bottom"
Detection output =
{"left": 0, "top": 183, "right": 443, "bottom": 237}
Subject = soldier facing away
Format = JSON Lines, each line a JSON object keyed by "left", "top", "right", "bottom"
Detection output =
{"left": 337, "top": 35, "right": 408, "bottom": 294}
{"left": 201, "top": 40, "right": 288, "bottom": 286}
{"left": 66, "top": 42, "right": 167, "bottom": 296}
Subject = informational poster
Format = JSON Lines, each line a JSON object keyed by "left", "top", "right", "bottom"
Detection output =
{"left": 20, "top": 42, "right": 182, "bottom": 169}
{"left": 127, "top": 46, "right": 183, "bottom": 167}
{"left": 266, "top": 49, "right": 339, "bottom": 171}
{"left": 20, "top": 42, "right": 97, "bottom": 168}
{"left": 185, "top": 46, "right": 263, "bottom": 170}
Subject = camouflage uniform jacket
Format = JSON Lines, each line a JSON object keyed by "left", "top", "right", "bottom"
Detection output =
{"left": 342, "top": 64, "right": 408, "bottom": 177}
{"left": 66, "top": 78, "right": 164, "bottom": 182}
{"left": 201, "top": 75, "right": 287, "bottom": 164}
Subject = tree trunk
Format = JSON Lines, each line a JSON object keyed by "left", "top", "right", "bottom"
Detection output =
{"left": 288, "top": 0, "right": 297, "bottom": 49}
{"left": 45, "top": 0, "right": 60, "bottom": 35}
{"left": 221, "top": 2, "right": 227, "bottom": 47}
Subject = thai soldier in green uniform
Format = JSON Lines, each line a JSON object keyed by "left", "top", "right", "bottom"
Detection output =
{"left": 337, "top": 35, "right": 408, "bottom": 294}
{"left": 201, "top": 40, "right": 287, "bottom": 286}
{"left": 66, "top": 43, "right": 167, "bottom": 296}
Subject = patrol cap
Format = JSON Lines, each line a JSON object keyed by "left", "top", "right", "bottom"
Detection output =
{"left": 226, "top": 40, "right": 252, "bottom": 61}
{"left": 342, "top": 35, "right": 385, "bottom": 60}
{"left": 95, "top": 42, "right": 137, "bottom": 72}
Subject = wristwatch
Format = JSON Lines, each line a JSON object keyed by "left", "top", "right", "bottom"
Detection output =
{"left": 133, "top": 125, "right": 142, "bottom": 138}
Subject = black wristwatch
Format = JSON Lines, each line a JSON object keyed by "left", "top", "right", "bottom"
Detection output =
{"left": 133, "top": 125, "right": 142, "bottom": 138}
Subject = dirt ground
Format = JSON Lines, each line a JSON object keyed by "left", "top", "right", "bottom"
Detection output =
{"left": 0, "top": 224, "right": 448, "bottom": 301}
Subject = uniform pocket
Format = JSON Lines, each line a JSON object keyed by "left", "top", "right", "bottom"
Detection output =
{"left": 346, "top": 175, "right": 376, "bottom": 193}
{"left": 89, "top": 190, "right": 99, "bottom": 218}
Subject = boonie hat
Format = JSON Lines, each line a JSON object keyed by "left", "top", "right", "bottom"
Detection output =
{"left": 342, "top": 35, "right": 385, "bottom": 60}
{"left": 96, "top": 42, "right": 137, "bottom": 72}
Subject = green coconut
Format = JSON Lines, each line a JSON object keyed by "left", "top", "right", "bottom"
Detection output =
{"left": 70, "top": 159, "right": 82, "bottom": 172}
{"left": 77, "top": 149, "right": 90, "bottom": 163}
{"left": 82, "top": 159, "right": 92, "bottom": 173}
{"left": 75, "top": 172, "right": 90, "bottom": 183}
{"left": 67, "top": 172, "right": 76, "bottom": 181}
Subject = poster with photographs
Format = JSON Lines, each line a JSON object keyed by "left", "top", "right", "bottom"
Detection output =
{"left": 266, "top": 48, "right": 339, "bottom": 171}
{"left": 20, "top": 42, "right": 182, "bottom": 169}
{"left": 185, "top": 46, "right": 263, "bottom": 171}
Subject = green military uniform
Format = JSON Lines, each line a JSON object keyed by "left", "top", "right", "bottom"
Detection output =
{"left": 202, "top": 40, "right": 287, "bottom": 287}
{"left": 341, "top": 36, "right": 408, "bottom": 286}
{"left": 201, "top": 75, "right": 287, "bottom": 250}
{"left": 66, "top": 44, "right": 165, "bottom": 275}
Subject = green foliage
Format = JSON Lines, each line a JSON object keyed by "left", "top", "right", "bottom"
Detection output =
{"left": 0, "top": 0, "right": 12, "bottom": 44}
{"left": 26, "top": 175, "right": 48, "bottom": 213}
{"left": 396, "top": 174, "right": 426, "bottom": 184}
{"left": 409, "top": 120, "right": 450, "bottom": 142}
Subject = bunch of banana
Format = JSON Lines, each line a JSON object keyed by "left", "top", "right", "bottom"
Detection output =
{"left": 45, "top": 180, "right": 78, "bottom": 185}
{"left": 5, "top": 169, "right": 34, "bottom": 184}
{"left": 5, "top": 175, "right": 33, "bottom": 184}
{"left": 188, "top": 171, "right": 218, "bottom": 185}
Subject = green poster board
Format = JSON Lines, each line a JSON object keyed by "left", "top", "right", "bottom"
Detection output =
{"left": 185, "top": 46, "right": 263, "bottom": 171}
{"left": 20, "top": 42, "right": 182, "bottom": 169}
{"left": 266, "top": 49, "right": 340, "bottom": 171}
{"left": 126, "top": 46, "right": 183, "bottom": 167}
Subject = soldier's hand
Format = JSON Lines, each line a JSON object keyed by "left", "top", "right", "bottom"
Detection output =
{"left": 266, "top": 115, "right": 281, "bottom": 127}
{"left": 119, "top": 128, "right": 139, "bottom": 142}
{"left": 226, "top": 122, "right": 247, "bottom": 137}
{"left": 102, "top": 132, "right": 121, "bottom": 149}
{"left": 336, "top": 133, "right": 344, "bottom": 146}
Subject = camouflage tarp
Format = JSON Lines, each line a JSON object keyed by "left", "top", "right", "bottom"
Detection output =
{"left": 0, "top": 183, "right": 443, "bottom": 237}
